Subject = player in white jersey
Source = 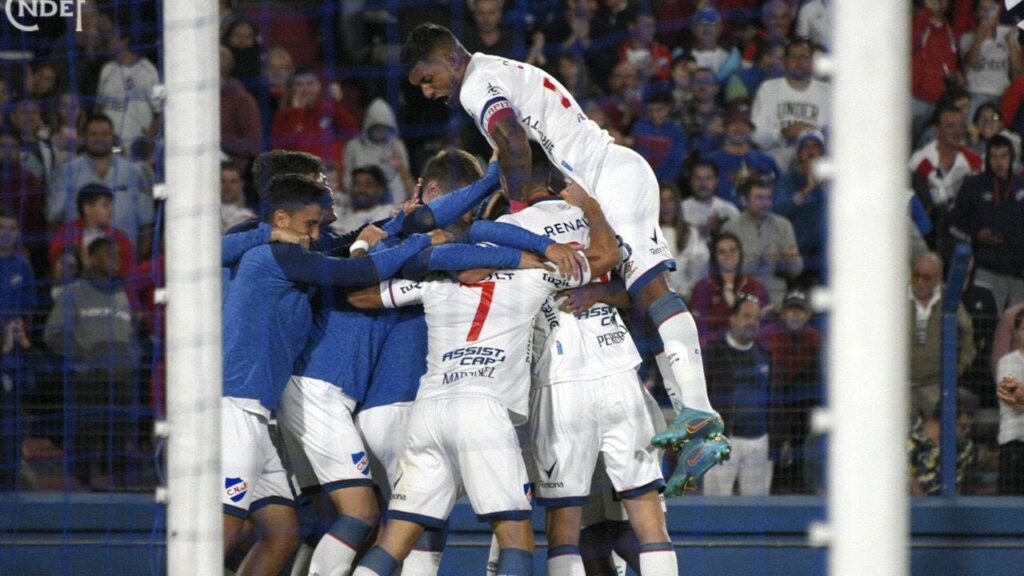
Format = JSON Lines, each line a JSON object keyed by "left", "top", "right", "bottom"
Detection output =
{"left": 401, "top": 23, "right": 730, "bottom": 493}
{"left": 348, "top": 160, "right": 620, "bottom": 576}
{"left": 501, "top": 199, "right": 678, "bottom": 576}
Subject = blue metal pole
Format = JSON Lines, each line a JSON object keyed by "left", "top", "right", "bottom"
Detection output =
{"left": 939, "top": 243, "right": 970, "bottom": 497}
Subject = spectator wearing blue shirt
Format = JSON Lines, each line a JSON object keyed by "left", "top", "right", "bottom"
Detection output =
{"left": 706, "top": 100, "right": 781, "bottom": 207}
{"left": 0, "top": 207, "right": 37, "bottom": 324}
{"left": 631, "top": 89, "right": 688, "bottom": 185}
{"left": 774, "top": 129, "right": 827, "bottom": 282}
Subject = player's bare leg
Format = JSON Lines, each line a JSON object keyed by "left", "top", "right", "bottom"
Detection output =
{"left": 621, "top": 491, "right": 677, "bottom": 576}
{"left": 224, "top": 514, "right": 248, "bottom": 557}
{"left": 308, "top": 485, "right": 379, "bottom": 576}
{"left": 353, "top": 518, "right": 423, "bottom": 576}
{"left": 236, "top": 503, "right": 300, "bottom": 576}
{"left": 492, "top": 519, "right": 535, "bottom": 576}
{"left": 545, "top": 506, "right": 585, "bottom": 576}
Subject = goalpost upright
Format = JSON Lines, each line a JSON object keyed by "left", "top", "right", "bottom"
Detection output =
{"left": 162, "top": 2, "right": 222, "bottom": 574}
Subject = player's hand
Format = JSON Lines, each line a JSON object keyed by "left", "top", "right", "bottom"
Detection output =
{"left": 518, "top": 251, "right": 547, "bottom": 270}
{"left": 544, "top": 242, "right": 582, "bottom": 280}
{"left": 556, "top": 283, "right": 604, "bottom": 314}
{"left": 429, "top": 228, "right": 453, "bottom": 246}
{"left": 356, "top": 224, "right": 388, "bottom": 250}
{"left": 270, "top": 228, "right": 311, "bottom": 249}
{"left": 559, "top": 181, "right": 592, "bottom": 208}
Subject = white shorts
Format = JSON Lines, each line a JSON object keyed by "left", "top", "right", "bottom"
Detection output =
{"left": 355, "top": 402, "right": 412, "bottom": 499}
{"left": 581, "top": 384, "right": 668, "bottom": 528}
{"left": 530, "top": 371, "right": 664, "bottom": 506}
{"left": 388, "top": 396, "right": 532, "bottom": 527}
{"left": 590, "top": 145, "right": 673, "bottom": 293}
{"left": 221, "top": 397, "right": 294, "bottom": 518}
{"left": 277, "top": 376, "right": 373, "bottom": 494}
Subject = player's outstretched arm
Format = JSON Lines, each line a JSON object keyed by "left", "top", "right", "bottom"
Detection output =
{"left": 466, "top": 220, "right": 580, "bottom": 280}
{"left": 222, "top": 221, "right": 310, "bottom": 266}
{"left": 399, "top": 243, "right": 524, "bottom": 281}
{"left": 275, "top": 232, "right": 437, "bottom": 287}
{"left": 347, "top": 283, "right": 385, "bottom": 309}
{"left": 560, "top": 182, "right": 619, "bottom": 278}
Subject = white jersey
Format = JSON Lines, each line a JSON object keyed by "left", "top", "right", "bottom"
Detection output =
{"left": 96, "top": 57, "right": 160, "bottom": 150}
{"left": 381, "top": 249, "right": 591, "bottom": 423}
{"left": 496, "top": 199, "right": 642, "bottom": 386}
{"left": 459, "top": 53, "right": 614, "bottom": 195}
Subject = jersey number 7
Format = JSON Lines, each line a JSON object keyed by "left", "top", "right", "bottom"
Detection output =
{"left": 465, "top": 281, "right": 495, "bottom": 342}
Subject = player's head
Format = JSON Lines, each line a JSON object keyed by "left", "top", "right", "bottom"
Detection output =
{"left": 264, "top": 174, "right": 329, "bottom": 243}
{"left": 252, "top": 150, "right": 325, "bottom": 193}
{"left": 420, "top": 149, "right": 484, "bottom": 201}
{"left": 401, "top": 23, "right": 469, "bottom": 105}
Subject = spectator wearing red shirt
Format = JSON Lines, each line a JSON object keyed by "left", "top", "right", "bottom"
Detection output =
{"left": 616, "top": 11, "right": 672, "bottom": 83}
{"left": 689, "top": 231, "right": 771, "bottom": 346}
{"left": 271, "top": 69, "right": 360, "bottom": 171}
{"left": 912, "top": 0, "right": 962, "bottom": 144}
{"left": 0, "top": 131, "right": 47, "bottom": 276}
{"left": 49, "top": 184, "right": 135, "bottom": 280}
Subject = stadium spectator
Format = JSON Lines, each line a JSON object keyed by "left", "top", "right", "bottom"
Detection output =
{"left": 49, "top": 3, "right": 111, "bottom": 99}
{"left": 44, "top": 237, "right": 142, "bottom": 490}
{"left": 96, "top": 26, "right": 161, "bottom": 153}
{"left": 343, "top": 98, "right": 414, "bottom": 204}
{"left": 660, "top": 181, "right": 708, "bottom": 299}
{"left": 49, "top": 184, "right": 135, "bottom": 280}
{"left": 542, "top": 0, "right": 598, "bottom": 55}
{"left": 702, "top": 293, "right": 774, "bottom": 496}
{"left": 722, "top": 176, "right": 803, "bottom": 306}
{"left": 616, "top": 10, "right": 672, "bottom": 83}
{"left": 740, "top": 1, "right": 794, "bottom": 65}
{"left": 630, "top": 89, "right": 687, "bottom": 185}
{"left": 911, "top": 0, "right": 961, "bottom": 145}
{"left": 25, "top": 62, "right": 59, "bottom": 105}
{"left": 751, "top": 38, "right": 831, "bottom": 170}
{"left": 10, "top": 99, "right": 56, "bottom": 186}
{"left": 727, "top": 38, "right": 785, "bottom": 103}
{"left": 992, "top": 301, "right": 1024, "bottom": 376}
{"left": 588, "top": 0, "right": 635, "bottom": 92}
{"left": 220, "top": 163, "right": 255, "bottom": 234}
{"left": 996, "top": 308, "right": 1024, "bottom": 494}
{"left": 907, "top": 251, "right": 976, "bottom": 421}
{"left": 1, "top": 316, "right": 39, "bottom": 491}
{"left": 462, "top": 0, "right": 524, "bottom": 59}
{"left": 966, "top": 103, "right": 1021, "bottom": 173}
{"left": 689, "top": 8, "right": 742, "bottom": 84}
{"left": 706, "top": 99, "right": 781, "bottom": 207}
{"left": 774, "top": 129, "right": 827, "bottom": 281}
{"left": 0, "top": 131, "right": 47, "bottom": 275}
{"left": 958, "top": 0, "right": 1020, "bottom": 120}
{"left": 271, "top": 69, "right": 360, "bottom": 171}
{"left": 50, "top": 93, "right": 87, "bottom": 167}
{"left": 218, "top": 47, "right": 262, "bottom": 175}
{"left": 909, "top": 104, "right": 982, "bottom": 235}
{"left": 679, "top": 67, "right": 725, "bottom": 145}
{"left": 332, "top": 165, "right": 394, "bottom": 235}
{"left": 758, "top": 289, "right": 822, "bottom": 494}
{"left": 908, "top": 392, "right": 980, "bottom": 496}
{"left": 551, "top": 51, "right": 604, "bottom": 109}
{"left": 681, "top": 159, "right": 739, "bottom": 243}
{"left": 0, "top": 207, "right": 37, "bottom": 324}
{"left": 264, "top": 47, "right": 295, "bottom": 122}
{"left": 960, "top": 257, "right": 999, "bottom": 408}
{"left": 222, "top": 16, "right": 264, "bottom": 97}
{"left": 48, "top": 114, "right": 154, "bottom": 259}
{"left": 598, "top": 60, "right": 644, "bottom": 136}
{"left": 689, "top": 232, "right": 770, "bottom": 345}
{"left": 948, "top": 134, "right": 1024, "bottom": 316}
{"left": 653, "top": 0, "right": 693, "bottom": 49}
{"left": 795, "top": 0, "right": 831, "bottom": 52}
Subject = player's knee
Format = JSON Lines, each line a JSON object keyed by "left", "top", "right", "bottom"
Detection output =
{"left": 647, "top": 292, "right": 688, "bottom": 327}
{"left": 332, "top": 487, "right": 380, "bottom": 526}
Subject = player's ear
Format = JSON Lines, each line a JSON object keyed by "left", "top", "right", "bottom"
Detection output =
{"left": 272, "top": 209, "right": 290, "bottom": 229}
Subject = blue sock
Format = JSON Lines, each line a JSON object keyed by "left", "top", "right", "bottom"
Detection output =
{"left": 328, "top": 514, "right": 373, "bottom": 548}
{"left": 356, "top": 545, "right": 398, "bottom": 576}
{"left": 497, "top": 547, "right": 533, "bottom": 576}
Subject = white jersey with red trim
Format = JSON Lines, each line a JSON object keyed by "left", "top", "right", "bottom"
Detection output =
{"left": 380, "top": 251, "right": 591, "bottom": 424}
{"left": 498, "top": 199, "right": 643, "bottom": 387}
{"left": 459, "top": 53, "right": 614, "bottom": 195}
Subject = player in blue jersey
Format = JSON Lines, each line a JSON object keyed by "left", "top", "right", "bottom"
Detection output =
{"left": 220, "top": 174, "right": 442, "bottom": 575}
{"left": 402, "top": 24, "right": 731, "bottom": 494}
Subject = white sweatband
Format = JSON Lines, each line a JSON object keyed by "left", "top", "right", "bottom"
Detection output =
{"left": 350, "top": 240, "right": 370, "bottom": 254}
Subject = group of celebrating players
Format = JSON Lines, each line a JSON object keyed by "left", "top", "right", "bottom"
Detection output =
{"left": 218, "top": 23, "right": 732, "bottom": 576}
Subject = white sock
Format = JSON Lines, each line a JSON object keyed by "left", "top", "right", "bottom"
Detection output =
{"left": 401, "top": 549, "right": 442, "bottom": 576}
{"left": 289, "top": 542, "right": 314, "bottom": 576}
{"left": 352, "top": 568, "right": 380, "bottom": 576}
{"left": 639, "top": 546, "right": 678, "bottom": 576}
{"left": 656, "top": 313, "right": 713, "bottom": 412}
{"left": 611, "top": 551, "right": 627, "bottom": 576}
{"left": 485, "top": 535, "right": 500, "bottom": 576}
{"left": 309, "top": 535, "right": 359, "bottom": 576}
{"left": 547, "top": 553, "right": 585, "bottom": 576}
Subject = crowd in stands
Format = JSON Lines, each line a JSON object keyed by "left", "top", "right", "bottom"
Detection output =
{"left": 0, "top": 0, "right": 1022, "bottom": 496}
